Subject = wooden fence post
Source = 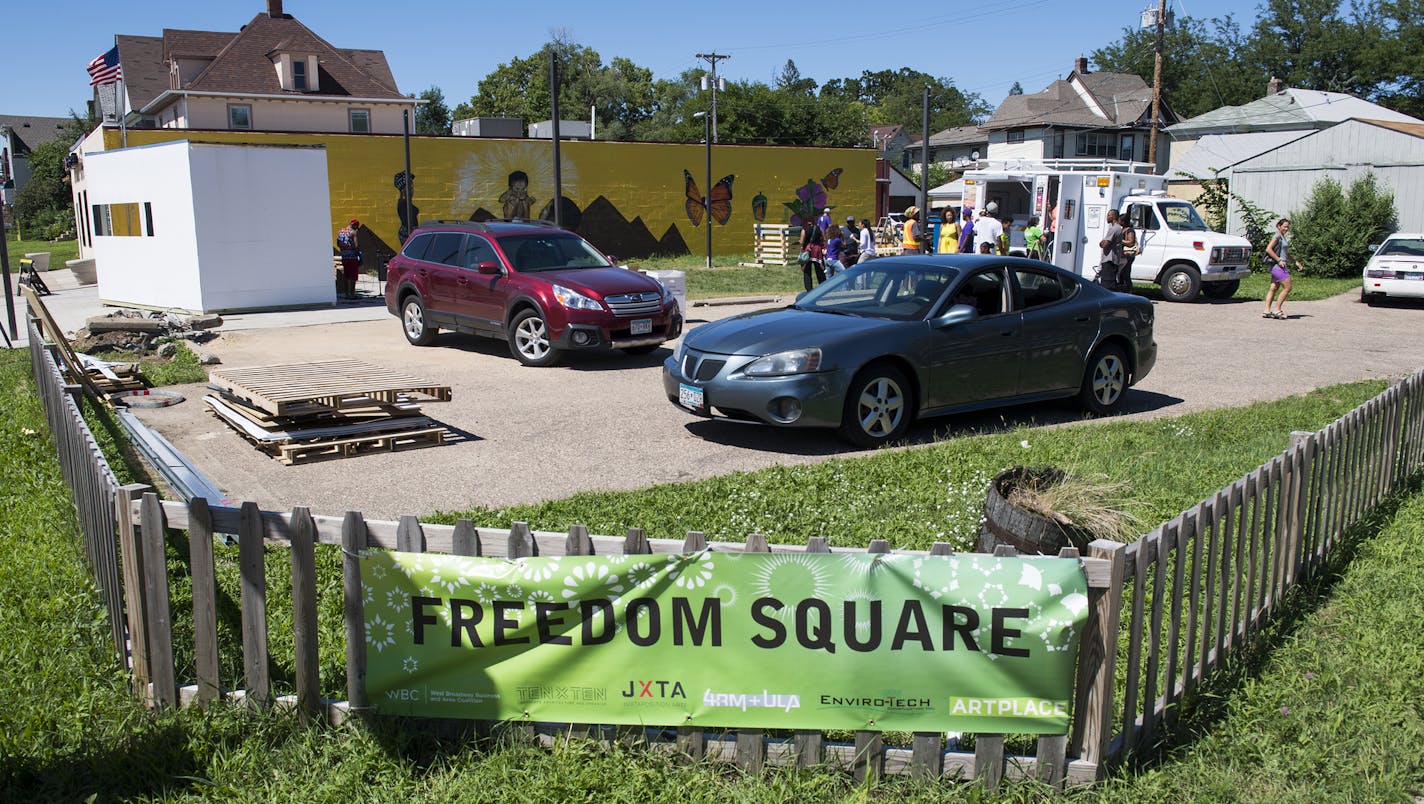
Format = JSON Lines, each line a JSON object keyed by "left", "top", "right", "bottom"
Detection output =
{"left": 974, "top": 543, "right": 1016, "bottom": 791}
{"left": 736, "top": 533, "right": 771, "bottom": 774}
{"left": 341, "top": 511, "right": 369, "bottom": 720}
{"left": 676, "top": 530, "right": 708, "bottom": 762}
{"left": 909, "top": 541, "right": 954, "bottom": 780}
{"left": 239, "top": 501, "right": 270, "bottom": 709}
{"left": 852, "top": 539, "right": 891, "bottom": 784}
{"left": 188, "top": 497, "right": 221, "bottom": 707}
{"left": 291, "top": 506, "right": 321, "bottom": 724}
{"left": 140, "top": 492, "right": 176, "bottom": 710}
{"left": 1070, "top": 540, "right": 1125, "bottom": 778}
{"left": 115, "top": 484, "right": 151, "bottom": 702}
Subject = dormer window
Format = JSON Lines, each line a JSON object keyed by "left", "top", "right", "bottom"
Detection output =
{"left": 273, "top": 53, "right": 318, "bottom": 92}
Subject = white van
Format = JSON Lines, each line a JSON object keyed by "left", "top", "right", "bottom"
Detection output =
{"left": 961, "top": 165, "right": 1252, "bottom": 302}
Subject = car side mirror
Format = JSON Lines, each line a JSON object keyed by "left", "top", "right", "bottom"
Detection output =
{"left": 1368, "top": 243, "right": 1381, "bottom": 254}
{"left": 477, "top": 261, "right": 502, "bottom": 275}
{"left": 931, "top": 304, "right": 978, "bottom": 328}
{"left": 795, "top": 291, "right": 808, "bottom": 303}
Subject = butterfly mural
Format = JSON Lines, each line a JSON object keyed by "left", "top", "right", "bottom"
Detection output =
{"left": 684, "top": 170, "right": 735, "bottom": 227}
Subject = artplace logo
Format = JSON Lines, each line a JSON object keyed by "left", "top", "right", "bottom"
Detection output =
{"left": 622, "top": 680, "right": 687, "bottom": 699}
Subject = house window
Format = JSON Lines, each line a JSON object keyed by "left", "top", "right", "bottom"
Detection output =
{"left": 1006, "top": 129, "right": 1025, "bottom": 144}
{"left": 349, "top": 109, "right": 371, "bottom": 133}
{"left": 228, "top": 104, "right": 252, "bottom": 130}
{"left": 293, "top": 59, "right": 307, "bottom": 91}
{"left": 1075, "top": 132, "right": 1118, "bottom": 159}
{"left": 1052, "top": 130, "right": 1065, "bottom": 159}
{"left": 1120, "top": 133, "right": 1136, "bottom": 162}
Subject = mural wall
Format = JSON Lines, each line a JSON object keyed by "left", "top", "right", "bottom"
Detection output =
{"left": 102, "top": 129, "right": 875, "bottom": 265}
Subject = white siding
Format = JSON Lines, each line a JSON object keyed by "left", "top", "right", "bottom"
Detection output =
{"left": 986, "top": 129, "right": 1048, "bottom": 162}
{"left": 1226, "top": 121, "right": 1424, "bottom": 234}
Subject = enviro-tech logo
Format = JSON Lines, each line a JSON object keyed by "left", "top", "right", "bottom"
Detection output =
{"left": 516, "top": 685, "right": 607, "bottom": 704}
{"left": 818, "top": 693, "right": 934, "bottom": 713}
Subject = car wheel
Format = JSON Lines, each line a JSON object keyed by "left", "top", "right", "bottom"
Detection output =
{"left": 838, "top": 363, "right": 912, "bottom": 448}
{"left": 1159, "top": 265, "right": 1202, "bottom": 302}
{"left": 1365, "top": 292, "right": 1381, "bottom": 307}
{"left": 401, "top": 296, "right": 436, "bottom": 346}
{"left": 621, "top": 344, "right": 660, "bottom": 356}
{"left": 1078, "top": 343, "right": 1130, "bottom": 416}
{"left": 508, "top": 308, "right": 561, "bottom": 367}
{"left": 1202, "top": 279, "right": 1239, "bottom": 299}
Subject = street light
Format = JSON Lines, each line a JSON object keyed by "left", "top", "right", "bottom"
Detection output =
{"left": 693, "top": 111, "right": 712, "bottom": 269}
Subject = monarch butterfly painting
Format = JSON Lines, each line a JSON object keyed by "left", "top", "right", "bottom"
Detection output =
{"left": 684, "top": 170, "right": 735, "bottom": 226}
{"left": 822, "top": 167, "right": 844, "bottom": 190}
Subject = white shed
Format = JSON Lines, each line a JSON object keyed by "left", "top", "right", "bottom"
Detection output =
{"left": 83, "top": 140, "right": 334, "bottom": 313}
{"left": 1226, "top": 119, "right": 1424, "bottom": 235}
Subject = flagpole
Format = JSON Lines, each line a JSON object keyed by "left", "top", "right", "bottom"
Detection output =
{"left": 115, "top": 36, "right": 126, "bottom": 148}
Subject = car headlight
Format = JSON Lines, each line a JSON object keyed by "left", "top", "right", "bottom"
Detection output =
{"left": 742, "top": 348, "right": 822, "bottom": 377}
{"left": 674, "top": 339, "right": 687, "bottom": 366}
{"left": 551, "top": 284, "right": 602, "bottom": 311}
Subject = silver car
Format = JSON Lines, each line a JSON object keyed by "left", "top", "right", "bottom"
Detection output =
{"left": 663, "top": 255, "right": 1157, "bottom": 447}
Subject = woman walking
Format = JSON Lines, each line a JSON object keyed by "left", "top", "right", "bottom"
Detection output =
{"left": 800, "top": 221, "right": 826, "bottom": 290}
{"left": 1263, "top": 218, "right": 1301, "bottom": 319}
{"left": 825, "top": 224, "right": 847, "bottom": 277}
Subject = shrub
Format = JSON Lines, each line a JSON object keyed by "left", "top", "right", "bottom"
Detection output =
{"left": 1290, "top": 172, "right": 1398, "bottom": 278}
{"left": 1182, "top": 169, "right": 1276, "bottom": 271}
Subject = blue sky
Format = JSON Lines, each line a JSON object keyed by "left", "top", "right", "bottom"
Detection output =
{"left": 3, "top": 0, "right": 1256, "bottom": 120}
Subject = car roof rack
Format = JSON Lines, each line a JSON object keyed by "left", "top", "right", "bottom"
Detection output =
{"left": 488, "top": 217, "right": 563, "bottom": 230}
{"left": 426, "top": 219, "right": 491, "bottom": 233}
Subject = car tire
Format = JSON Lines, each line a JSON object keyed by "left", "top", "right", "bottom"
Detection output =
{"left": 1159, "top": 265, "right": 1202, "bottom": 303}
{"left": 1078, "top": 343, "right": 1130, "bottom": 416}
{"left": 1202, "top": 279, "right": 1240, "bottom": 300}
{"left": 1365, "top": 293, "right": 1381, "bottom": 307}
{"left": 508, "top": 308, "right": 561, "bottom": 367}
{"left": 401, "top": 296, "right": 436, "bottom": 346}
{"left": 621, "top": 344, "right": 660, "bottom": 356}
{"left": 838, "top": 363, "right": 913, "bottom": 448}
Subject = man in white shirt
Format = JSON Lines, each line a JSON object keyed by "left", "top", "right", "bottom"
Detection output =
{"left": 973, "top": 206, "right": 1004, "bottom": 254}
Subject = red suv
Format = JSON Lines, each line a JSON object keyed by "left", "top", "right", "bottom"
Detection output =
{"left": 384, "top": 220, "right": 683, "bottom": 366}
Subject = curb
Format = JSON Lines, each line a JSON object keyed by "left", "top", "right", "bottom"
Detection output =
{"left": 692, "top": 295, "right": 782, "bottom": 307}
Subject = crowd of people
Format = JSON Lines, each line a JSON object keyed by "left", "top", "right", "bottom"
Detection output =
{"left": 798, "top": 208, "right": 879, "bottom": 291}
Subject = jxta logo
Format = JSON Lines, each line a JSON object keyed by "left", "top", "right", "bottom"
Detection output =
{"left": 622, "top": 680, "right": 686, "bottom": 699}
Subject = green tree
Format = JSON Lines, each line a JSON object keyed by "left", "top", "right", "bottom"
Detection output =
{"left": 820, "top": 68, "right": 988, "bottom": 133}
{"left": 1251, "top": 0, "right": 1391, "bottom": 100}
{"left": 1008, "top": 82, "right": 1024, "bottom": 95}
{"left": 414, "top": 86, "right": 451, "bottom": 135}
{"left": 12, "top": 113, "right": 92, "bottom": 240}
{"left": 1290, "top": 173, "right": 1397, "bottom": 277}
{"left": 1092, "top": 15, "right": 1262, "bottom": 120}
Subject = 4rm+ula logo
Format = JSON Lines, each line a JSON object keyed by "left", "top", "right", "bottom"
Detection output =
{"left": 622, "top": 680, "right": 686, "bottom": 698}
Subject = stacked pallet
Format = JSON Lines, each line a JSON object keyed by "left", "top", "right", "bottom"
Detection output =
{"left": 751, "top": 224, "right": 801, "bottom": 266}
{"left": 76, "top": 353, "right": 146, "bottom": 393}
{"left": 205, "top": 359, "right": 453, "bottom": 465}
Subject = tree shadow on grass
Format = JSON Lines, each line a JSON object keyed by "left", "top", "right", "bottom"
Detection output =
{"left": 1115, "top": 472, "right": 1422, "bottom": 773}
{"left": 0, "top": 719, "right": 203, "bottom": 801}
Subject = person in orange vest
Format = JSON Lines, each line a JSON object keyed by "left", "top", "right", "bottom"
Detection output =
{"left": 900, "top": 207, "right": 925, "bottom": 254}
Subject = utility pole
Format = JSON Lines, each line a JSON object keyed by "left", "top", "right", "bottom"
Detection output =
{"left": 1148, "top": 0, "right": 1166, "bottom": 166}
{"left": 696, "top": 52, "right": 729, "bottom": 143}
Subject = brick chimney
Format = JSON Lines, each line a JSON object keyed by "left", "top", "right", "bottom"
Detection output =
{"left": 1266, "top": 76, "right": 1284, "bottom": 96}
{"left": 1074, "top": 56, "right": 1090, "bottom": 75}
{"left": 268, "top": 0, "right": 284, "bottom": 17}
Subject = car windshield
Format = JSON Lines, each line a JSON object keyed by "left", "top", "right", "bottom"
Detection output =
{"left": 499, "top": 233, "right": 612, "bottom": 272}
{"left": 1378, "top": 238, "right": 1424, "bottom": 257}
{"left": 1159, "top": 202, "right": 1210, "bottom": 232}
{"left": 795, "top": 263, "right": 960, "bottom": 321}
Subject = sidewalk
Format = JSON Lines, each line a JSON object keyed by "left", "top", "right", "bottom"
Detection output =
{"left": 4, "top": 269, "right": 390, "bottom": 349}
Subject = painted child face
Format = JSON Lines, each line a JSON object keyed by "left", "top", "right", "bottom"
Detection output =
{"left": 513, "top": 178, "right": 527, "bottom": 192}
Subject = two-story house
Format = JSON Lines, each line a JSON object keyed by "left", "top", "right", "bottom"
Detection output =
{"left": 980, "top": 58, "right": 1169, "bottom": 169}
{"left": 97, "top": 0, "right": 414, "bottom": 135}
{"left": 1, "top": 115, "right": 70, "bottom": 213}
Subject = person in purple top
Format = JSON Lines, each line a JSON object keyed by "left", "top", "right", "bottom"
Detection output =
{"left": 958, "top": 207, "right": 976, "bottom": 253}
{"left": 824, "top": 223, "right": 847, "bottom": 277}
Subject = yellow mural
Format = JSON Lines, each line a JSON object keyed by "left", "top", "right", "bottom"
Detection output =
{"left": 103, "top": 129, "right": 876, "bottom": 262}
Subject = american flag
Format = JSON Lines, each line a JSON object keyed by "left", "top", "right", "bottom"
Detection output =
{"left": 87, "top": 47, "right": 122, "bottom": 87}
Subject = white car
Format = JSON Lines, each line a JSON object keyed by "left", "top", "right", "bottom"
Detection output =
{"left": 1363, "top": 233, "right": 1424, "bottom": 305}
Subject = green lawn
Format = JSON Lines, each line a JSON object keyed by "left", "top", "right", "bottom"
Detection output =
{"left": 3, "top": 344, "right": 1420, "bottom": 801}
{"left": 3, "top": 234, "right": 79, "bottom": 272}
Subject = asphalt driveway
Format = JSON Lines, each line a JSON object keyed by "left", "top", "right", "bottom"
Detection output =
{"left": 127, "top": 291, "right": 1423, "bottom": 520}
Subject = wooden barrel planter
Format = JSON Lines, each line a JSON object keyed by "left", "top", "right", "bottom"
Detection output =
{"left": 978, "top": 466, "right": 1095, "bottom": 555}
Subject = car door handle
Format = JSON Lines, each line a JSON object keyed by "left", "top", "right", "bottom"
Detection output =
{"left": 1075, "top": 315, "right": 1092, "bottom": 322}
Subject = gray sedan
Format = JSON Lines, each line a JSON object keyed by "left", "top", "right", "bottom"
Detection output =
{"left": 662, "top": 255, "right": 1156, "bottom": 447}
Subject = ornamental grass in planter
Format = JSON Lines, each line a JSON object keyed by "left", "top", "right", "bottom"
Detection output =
{"left": 980, "top": 466, "right": 1144, "bottom": 554}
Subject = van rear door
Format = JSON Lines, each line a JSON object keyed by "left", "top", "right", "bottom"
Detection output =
{"left": 1050, "top": 175, "right": 1086, "bottom": 275}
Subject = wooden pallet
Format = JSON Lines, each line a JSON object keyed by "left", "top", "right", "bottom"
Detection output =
{"left": 209, "top": 359, "right": 451, "bottom": 416}
{"left": 751, "top": 224, "right": 802, "bottom": 266}
{"left": 272, "top": 426, "right": 448, "bottom": 465}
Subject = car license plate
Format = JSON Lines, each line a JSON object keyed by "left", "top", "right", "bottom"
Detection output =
{"left": 678, "top": 383, "right": 704, "bottom": 410}
{"left": 631, "top": 318, "right": 652, "bottom": 335}
{"left": 1401, "top": 272, "right": 1422, "bottom": 280}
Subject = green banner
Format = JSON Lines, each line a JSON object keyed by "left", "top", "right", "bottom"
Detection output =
{"left": 361, "top": 551, "right": 1089, "bottom": 733}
